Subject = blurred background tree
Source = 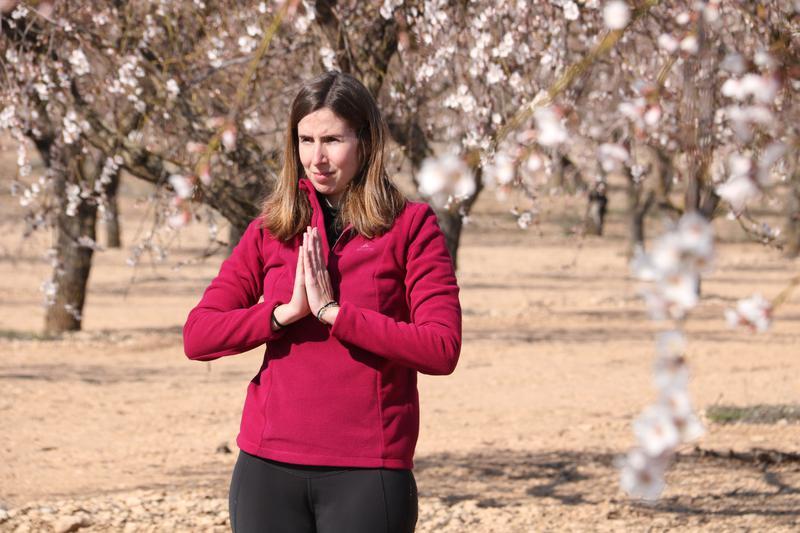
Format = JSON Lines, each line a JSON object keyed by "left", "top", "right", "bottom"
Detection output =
{"left": 1, "top": 0, "right": 797, "bottom": 333}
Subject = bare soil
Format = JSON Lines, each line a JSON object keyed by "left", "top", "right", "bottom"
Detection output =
{"left": 1, "top": 173, "right": 799, "bottom": 532}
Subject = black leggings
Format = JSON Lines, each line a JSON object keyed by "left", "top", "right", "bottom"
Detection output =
{"left": 229, "top": 450, "right": 417, "bottom": 533}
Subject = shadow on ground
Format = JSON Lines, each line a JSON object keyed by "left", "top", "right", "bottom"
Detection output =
{"left": 414, "top": 448, "right": 800, "bottom": 520}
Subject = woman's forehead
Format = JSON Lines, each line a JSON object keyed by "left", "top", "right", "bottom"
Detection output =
{"left": 297, "top": 107, "right": 355, "bottom": 135}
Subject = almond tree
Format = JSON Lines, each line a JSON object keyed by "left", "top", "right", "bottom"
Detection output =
{"left": 2, "top": 1, "right": 304, "bottom": 331}
{"left": 401, "top": 1, "right": 798, "bottom": 257}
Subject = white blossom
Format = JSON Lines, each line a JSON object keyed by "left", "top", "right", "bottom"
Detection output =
{"left": 715, "top": 153, "right": 758, "bottom": 212}
{"left": 484, "top": 152, "right": 516, "bottom": 187}
{"left": 658, "top": 272, "right": 699, "bottom": 317}
{"left": 11, "top": 5, "right": 28, "bottom": 19}
{"left": 534, "top": 107, "right": 568, "bottom": 147}
{"left": 417, "top": 153, "right": 474, "bottom": 207}
{"left": 319, "top": 46, "right": 337, "bottom": 70}
{"left": 0, "top": 105, "right": 16, "bottom": 129}
{"left": 675, "top": 11, "right": 690, "bottom": 25}
{"left": 5, "top": 48, "right": 19, "bottom": 65}
{"left": 516, "top": 210, "right": 534, "bottom": 229}
{"left": 168, "top": 210, "right": 190, "bottom": 229}
{"left": 634, "top": 405, "right": 680, "bottom": 457}
{"left": 62, "top": 111, "right": 83, "bottom": 144}
{"left": 69, "top": 49, "right": 91, "bottom": 76}
{"left": 65, "top": 183, "right": 82, "bottom": 216}
{"left": 486, "top": 63, "right": 506, "bottom": 85}
{"left": 492, "top": 33, "right": 514, "bottom": 59}
{"left": 657, "top": 34, "right": 679, "bottom": 53}
{"left": 238, "top": 35, "right": 258, "bottom": 54}
{"left": 643, "top": 105, "right": 661, "bottom": 126}
{"left": 563, "top": 1, "right": 580, "bottom": 21}
{"left": 660, "top": 389, "right": 705, "bottom": 442}
{"left": 654, "top": 330, "right": 689, "bottom": 391}
{"left": 40, "top": 279, "right": 57, "bottom": 307}
{"left": 675, "top": 212, "right": 714, "bottom": 261}
{"left": 380, "top": 0, "right": 402, "bottom": 19}
{"left": 720, "top": 53, "right": 747, "bottom": 74}
{"left": 221, "top": 125, "right": 237, "bottom": 152}
{"left": 443, "top": 85, "right": 477, "bottom": 114}
{"left": 680, "top": 35, "right": 699, "bottom": 54}
{"left": 169, "top": 174, "right": 195, "bottom": 199}
{"left": 603, "top": 1, "right": 630, "bottom": 29}
{"left": 619, "top": 448, "right": 667, "bottom": 501}
{"left": 722, "top": 74, "right": 780, "bottom": 103}
{"left": 725, "top": 293, "right": 772, "bottom": 333}
{"left": 166, "top": 78, "right": 180, "bottom": 99}
{"left": 598, "top": 143, "right": 629, "bottom": 172}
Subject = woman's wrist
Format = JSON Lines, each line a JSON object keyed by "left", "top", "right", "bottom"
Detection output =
{"left": 272, "top": 303, "right": 305, "bottom": 329}
{"left": 316, "top": 302, "right": 340, "bottom": 326}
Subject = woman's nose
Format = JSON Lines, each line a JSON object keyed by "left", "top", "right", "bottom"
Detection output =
{"left": 312, "top": 142, "right": 327, "bottom": 165}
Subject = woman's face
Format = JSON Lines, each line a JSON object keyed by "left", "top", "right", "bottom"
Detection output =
{"left": 297, "top": 107, "right": 362, "bottom": 205}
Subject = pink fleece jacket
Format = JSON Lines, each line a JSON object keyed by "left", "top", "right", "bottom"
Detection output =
{"left": 183, "top": 179, "right": 461, "bottom": 469}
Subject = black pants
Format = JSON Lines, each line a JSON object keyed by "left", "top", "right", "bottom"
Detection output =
{"left": 229, "top": 450, "right": 418, "bottom": 533}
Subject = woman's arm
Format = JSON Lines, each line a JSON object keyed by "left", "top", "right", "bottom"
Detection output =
{"left": 326, "top": 205, "right": 462, "bottom": 375}
{"left": 183, "top": 219, "right": 287, "bottom": 361}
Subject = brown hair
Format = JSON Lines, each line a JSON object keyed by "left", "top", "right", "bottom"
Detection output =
{"left": 261, "top": 71, "right": 406, "bottom": 241}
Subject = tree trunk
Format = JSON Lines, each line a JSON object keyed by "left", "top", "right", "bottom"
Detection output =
{"left": 681, "top": 16, "right": 718, "bottom": 217}
{"left": 785, "top": 176, "right": 800, "bottom": 258}
{"left": 104, "top": 170, "right": 122, "bottom": 248}
{"left": 584, "top": 181, "right": 608, "bottom": 236}
{"left": 626, "top": 167, "right": 655, "bottom": 257}
{"left": 432, "top": 207, "right": 463, "bottom": 269}
{"left": 228, "top": 222, "right": 247, "bottom": 255}
{"left": 45, "top": 154, "right": 98, "bottom": 333}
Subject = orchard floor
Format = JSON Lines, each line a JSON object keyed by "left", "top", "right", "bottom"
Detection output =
{"left": 1, "top": 183, "right": 799, "bottom": 532}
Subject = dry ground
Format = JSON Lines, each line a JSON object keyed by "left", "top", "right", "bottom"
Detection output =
{"left": 0, "top": 169, "right": 799, "bottom": 532}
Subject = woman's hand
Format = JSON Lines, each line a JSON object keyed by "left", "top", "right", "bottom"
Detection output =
{"left": 303, "top": 227, "right": 340, "bottom": 325}
{"left": 271, "top": 239, "right": 311, "bottom": 327}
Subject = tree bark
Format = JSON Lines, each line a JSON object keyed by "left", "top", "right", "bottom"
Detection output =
{"left": 228, "top": 222, "right": 247, "bottom": 255}
{"left": 785, "top": 175, "right": 800, "bottom": 258}
{"left": 626, "top": 165, "right": 655, "bottom": 257}
{"left": 584, "top": 181, "right": 608, "bottom": 236}
{"left": 433, "top": 208, "right": 464, "bottom": 268}
{"left": 104, "top": 170, "right": 122, "bottom": 248}
{"left": 681, "top": 16, "right": 719, "bottom": 217}
{"left": 44, "top": 145, "right": 98, "bottom": 333}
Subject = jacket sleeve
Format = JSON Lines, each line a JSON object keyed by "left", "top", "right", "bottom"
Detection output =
{"left": 330, "top": 204, "right": 462, "bottom": 375}
{"left": 183, "top": 219, "right": 285, "bottom": 361}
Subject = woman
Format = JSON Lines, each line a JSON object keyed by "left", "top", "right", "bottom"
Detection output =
{"left": 183, "top": 71, "right": 462, "bottom": 533}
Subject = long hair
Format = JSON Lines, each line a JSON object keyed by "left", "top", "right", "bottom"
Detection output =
{"left": 261, "top": 71, "right": 406, "bottom": 241}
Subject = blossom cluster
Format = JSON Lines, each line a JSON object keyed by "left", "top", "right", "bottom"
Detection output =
{"left": 620, "top": 212, "right": 714, "bottom": 500}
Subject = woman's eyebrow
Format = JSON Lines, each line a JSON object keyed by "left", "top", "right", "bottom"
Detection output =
{"left": 297, "top": 133, "right": 349, "bottom": 140}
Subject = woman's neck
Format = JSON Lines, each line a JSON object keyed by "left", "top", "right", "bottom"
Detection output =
{"left": 322, "top": 193, "right": 342, "bottom": 210}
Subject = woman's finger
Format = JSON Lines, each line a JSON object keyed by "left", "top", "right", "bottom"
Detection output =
{"left": 303, "top": 233, "right": 315, "bottom": 287}
{"left": 313, "top": 227, "right": 326, "bottom": 272}
{"left": 295, "top": 240, "right": 304, "bottom": 287}
{"left": 310, "top": 228, "right": 322, "bottom": 274}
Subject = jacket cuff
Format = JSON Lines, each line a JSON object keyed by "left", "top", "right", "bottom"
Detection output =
{"left": 329, "top": 301, "right": 355, "bottom": 343}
